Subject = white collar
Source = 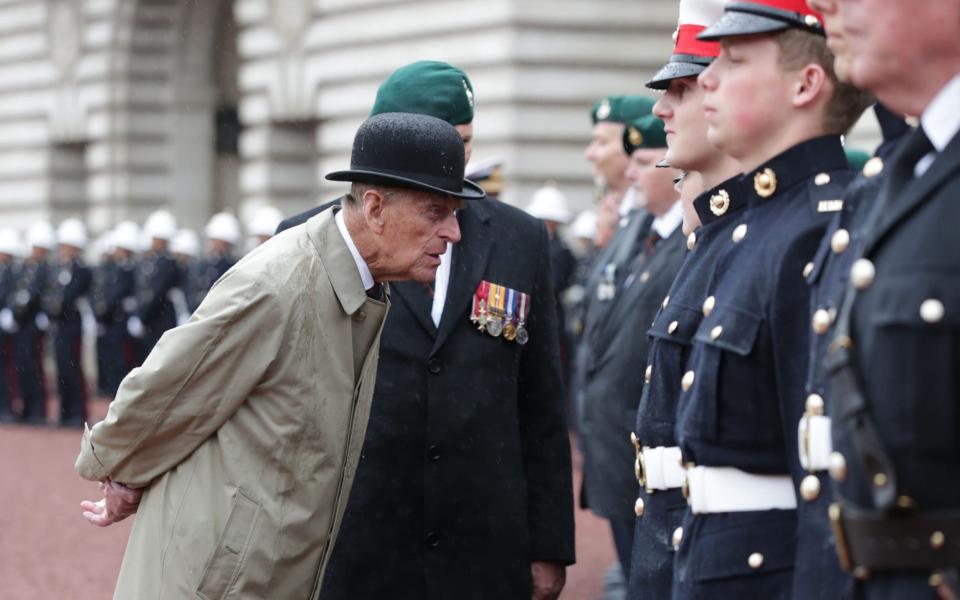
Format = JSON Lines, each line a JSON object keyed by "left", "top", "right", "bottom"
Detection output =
{"left": 921, "top": 71, "right": 960, "bottom": 153}
{"left": 335, "top": 209, "right": 374, "bottom": 291}
{"left": 652, "top": 200, "right": 683, "bottom": 239}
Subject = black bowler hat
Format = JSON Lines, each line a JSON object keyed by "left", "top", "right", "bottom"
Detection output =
{"left": 326, "top": 112, "right": 486, "bottom": 200}
{"left": 698, "top": 0, "right": 825, "bottom": 41}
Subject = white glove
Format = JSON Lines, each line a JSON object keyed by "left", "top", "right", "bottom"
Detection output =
{"left": 0, "top": 308, "right": 17, "bottom": 333}
{"left": 35, "top": 312, "right": 49, "bottom": 331}
{"left": 126, "top": 316, "right": 144, "bottom": 339}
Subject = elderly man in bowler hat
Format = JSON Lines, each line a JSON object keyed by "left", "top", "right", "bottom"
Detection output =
{"left": 278, "top": 61, "right": 575, "bottom": 600}
{"left": 76, "top": 112, "right": 481, "bottom": 600}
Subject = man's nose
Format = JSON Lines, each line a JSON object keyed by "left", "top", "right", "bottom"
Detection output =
{"left": 441, "top": 212, "right": 462, "bottom": 244}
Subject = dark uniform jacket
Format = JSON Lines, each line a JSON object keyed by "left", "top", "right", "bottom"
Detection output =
{"left": 828, "top": 121, "right": 960, "bottom": 599}
{"left": 673, "top": 136, "right": 850, "bottom": 598}
{"left": 627, "top": 177, "right": 748, "bottom": 600}
{"left": 280, "top": 199, "right": 576, "bottom": 599}
{"left": 47, "top": 258, "right": 92, "bottom": 328}
{"left": 192, "top": 253, "right": 237, "bottom": 311}
{"left": 0, "top": 259, "right": 18, "bottom": 417}
{"left": 795, "top": 105, "right": 910, "bottom": 600}
{"left": 579, "top": 220, "right": 686, "bottom": 522}
{"left": 134, "top": 249, "right": 178, "bottom": 360}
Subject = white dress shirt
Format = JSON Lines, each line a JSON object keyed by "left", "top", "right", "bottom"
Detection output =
{"left": 916, "top": 72, "right": 960, "bottom": 177}
{"left": 651, "top": 200, "right": 684, "bottom": 240}
{"left": 335, "top": 209, "right": 374, "bottom": 291}
{"left": 431, "top": 242, "right": 452, "bottom": 327}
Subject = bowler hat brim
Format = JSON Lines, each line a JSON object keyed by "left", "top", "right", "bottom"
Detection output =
{"left": 325, "top": 169, "right": 487, "bottom": 201}
{"left": 646, "top": 59, "right": 710, "bottom": 90}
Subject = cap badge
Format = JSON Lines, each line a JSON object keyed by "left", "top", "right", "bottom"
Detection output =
{"left": 463, "top": 79, "right": 474, "bottom": 108}
{"left": 754, "top": 168, "right": 777, "bottom": 198}
{"left": 804, "top": 14, "right": 820, "bottom": 28}
{"left": 596, "top": 99, "right": 612, "bottom": 120}
{"left": 629, "top": 127, "right": 643, "bottom": 147}
{"left": 709, "top": 189, "right": 731, "bottom": 216}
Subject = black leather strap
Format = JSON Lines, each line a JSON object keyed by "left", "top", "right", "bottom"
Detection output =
{"left": 834, "top": 503, "right": 960, "bottom": 570}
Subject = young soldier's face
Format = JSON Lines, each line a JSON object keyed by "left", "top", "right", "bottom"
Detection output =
{"left": 653, "top": 76, "right": 713, "bottom": 172}
{"left": 698, "top": 35, "right": 794, "bottom": 161}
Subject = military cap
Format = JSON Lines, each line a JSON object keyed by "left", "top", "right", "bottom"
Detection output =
{"left": 698, "top": 0, "right": 825, "bottom": 41}
{"left": 591, "top": 95, "right": 656, "bottom": 125}
{"left": 844, "top": 148, "right": 872, "bottom": 172}
{"left": 371, "top": 60, "right": 475, "bottom": 126}
{"left": 466, "top": 157, "right": 505, "bottom": 196}
{"left": 648, "top": 0, "right": 724, "bottom": 90}
{"left": 623, "top": 114, "right": 668, "bottom": 155}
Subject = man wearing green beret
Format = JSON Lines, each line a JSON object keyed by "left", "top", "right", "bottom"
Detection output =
{"left": 277, "top": 61, "right": 575, "bottom": 600}
{"left": 578, "top": 108, "right": 685, "bottom": 587}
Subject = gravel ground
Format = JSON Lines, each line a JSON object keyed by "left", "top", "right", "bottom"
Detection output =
{"left": 0, "top": 399, "right": 615, "bottom": 600}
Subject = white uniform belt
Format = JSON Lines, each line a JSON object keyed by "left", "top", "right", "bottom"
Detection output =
{"left": 798, "top": 415, "right": 833, "bottom": 471}
{"left": 685, "top": 466, "right": 797, "bottom": 514}
{"left": 642, "top": 446, "right": 685, "bottom": 491}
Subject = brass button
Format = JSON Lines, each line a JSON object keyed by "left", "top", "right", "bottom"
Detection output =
{"left": 668, "top": 320, "right": 679, "bottom": 334}
{"left": 831, "top": 229, "right": 850, "bottom": 254}
{"left": 812, "top": 309, "right": 831, "bottom": 335}
{"left": 672, "top": 526, "right": 684, "bottom": 549}
{"left": 806, "top": 393, "right": 825, "bottom": 415}
{"left": 815, "top": 172, "right": 831, "bottom": 186}
{"left": 920, "top": 299, "right": 945, "bottom": 324}
{"left": 863, "top": 156, "right": 884, "bottom": 178}
{"left": 702, "top": 295, "right": 716, "bottom": 317}
{"left": 732, "top": 223, "right": 748, "bottom": 243}
{"left": 754, "top": 168, "right": 777, "bottom": 198}
{"left": 687, "top": 232, "right": 697, "bottom": 251}
{"left": 800, "top": 474, "right": 821, "bottom": 502}
{"left": 930, "top": 572, "right": 944, "bottom": 587}
{"left": 681, "top": 370, "right": 695, "bottom": 391}
{"left": 897, "top": 496, "right": 916, "bottom": 510}
{"left": 850, "top": 259, "right": 876, "bottom": 290}
{"left": 748, "top": 552, "right": 764, "bottom": 569}
{"left": 662, "top": 295, "right": 670, "bottom": 309}
{"left": 854, "top": 566, "right": 871, "bottom": 581}
{"left": 710, "top": 189, "right": 731, "bottom": 216}
{"left": 710, "top": 325, "right": 723, "bottom": 341}
{"left": 931, "top": 531, "right": 946, "bottom": 550}
{"left": 645, "top": 364, "right": 653, "bottom": 384}
{"left": 829, "top": 452, "right": 848, "bottom": 481}
{"left": 803, "top": 262, "right": 814, "bottom": 278}
{"left": 640, "top": 271, "right": 651, "bottom": 284}
{"left": 635, "top": 497, "right": 646, "bottom": 517}
{"left": 874, "top": 472, "right": 888, "bottom": 487}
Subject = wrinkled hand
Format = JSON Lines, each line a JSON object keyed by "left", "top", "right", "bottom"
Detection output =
{"left": 531, "top": 561, "right": 565, "bottom": 600}
{"left": 81, "top": 480, "right": 142, "bottom": 527}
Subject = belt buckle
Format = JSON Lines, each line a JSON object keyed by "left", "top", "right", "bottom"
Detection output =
{"left": 635, "top": 449, "right": 646, "bottom": 487}
{"left": 828, "top": 502, "right": 854, "bottom": 572}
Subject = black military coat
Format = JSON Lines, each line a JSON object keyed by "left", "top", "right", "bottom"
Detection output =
{"left": 280, "top": 199, "right": 575, "bottom": 599}
{"left": 828, "top": 124, "right": 960, "bottom": 599}
{"left": 795, "top": 105, "right": 910, "bottom": 600}
{"left": 134, "top": 249, "right": 178, "bottom": 360}
{"left": 627, "top": 176, "right": 748, "bottom": 600}
{"left": 579, "top": 223, "right": 686, "bottom": 522}
{"left": 47, "top": 258, "right": 92, "bottom": 329}
{"left": 673, "top": 136, "right": 850, "bottom": 597}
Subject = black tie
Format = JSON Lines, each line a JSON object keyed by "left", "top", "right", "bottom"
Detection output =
{"left": 645, "top": 231, "right": 662, "bottom": 257}
{"left": 366, "top": 283, "right": 384, "bottom": 301}
{"left": 888, "top": 126, "right": 934, "bottom": 200}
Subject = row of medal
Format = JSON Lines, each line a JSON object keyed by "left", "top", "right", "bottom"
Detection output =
{"left": 470, "top": 280, "right": 531, "bottom": 345}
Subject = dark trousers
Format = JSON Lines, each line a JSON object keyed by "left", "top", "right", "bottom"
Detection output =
{"left": 610, "top": 516, "right": 636, "bottom": 579}
{"left": 14, "top": 326, "right": 45, "bottom": 422}
{"left": 0, "top": 335, "right": 14, "bottom": 418}
{"left": 54, "top": 322, "right": 86, "bottom": 424}
{"left": 98, "top": 323, "right": 133, "bottom": 397}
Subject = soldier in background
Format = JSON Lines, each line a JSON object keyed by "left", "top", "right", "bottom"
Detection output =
{"left": 48, "top": 218, "right": 92, "bottom": 427}
{"left": 90, "top": 232, "right": 115, "bottom": 397}
{"left": 96, "top": 221, "right": 140, "bottom": 397}
{"left": 245, "top": 205, "right": 283, "bottom": 249}
{"left": 169, "top": 229, "right": 199, "bottom": 326}
{"left": 0, "top": 228, "right": 21, "bottom": 423}
{"left": 12, "top": 222, "right": 55, "bottom": 425}
{"left": 129, "top": 210, "right": 178, "bottom": 364}
{"left": 193, "top": 212, "right": 240, "bottom": 310}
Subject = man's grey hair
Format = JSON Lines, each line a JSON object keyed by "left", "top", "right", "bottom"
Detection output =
{"left": 346, "top": 182, "right": 398, "bottom": 206}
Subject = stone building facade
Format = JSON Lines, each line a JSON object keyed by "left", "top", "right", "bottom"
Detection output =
{"left": 0, "top": 0, "right": 880, "bottom": 235}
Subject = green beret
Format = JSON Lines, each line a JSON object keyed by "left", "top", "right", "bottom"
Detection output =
{"left": 622, "top": 114, "right": 667, "bottom": 155}
{"left": 844, "top": 148, "right": 871, "bottom": 172}
{"left": 371, "top": 61, "right": 475, "bottom": 126}
{"left": 591, "top": 95, "right": 656, "bottom": 125}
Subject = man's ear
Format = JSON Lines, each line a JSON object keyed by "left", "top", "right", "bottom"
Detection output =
{"left": 362, "top": 189, "right": 387, "bottom": 234}
{"left": 792, "top": 63, "right": 829, "bottom": 109}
